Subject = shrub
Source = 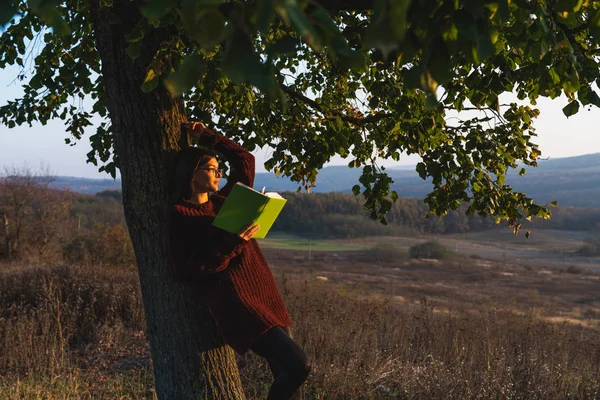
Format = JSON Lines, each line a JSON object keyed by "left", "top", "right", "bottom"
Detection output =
{"left": 566, "top": 265, "right": 584, "bottom": 274}
{"left": 578, "top": 243, "right": 598, "bottom": 256}
{"left": 409, "top": 240, "right": 454, "bottom": 260}
{"left": 369, "top": 242, "right": 407, "bottom": 263}
{"left": 61, "top": 223, "right": 135, "bottom": 266}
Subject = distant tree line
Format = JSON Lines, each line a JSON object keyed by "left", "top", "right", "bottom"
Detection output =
{"left": 4, "top": 178, "right": 600, "bottom": 261}
{"left": 272, "top": 192, "right": 600, "bottom": 238}
{"left": 0, "top": 167, "right": 130, "bottom": 264}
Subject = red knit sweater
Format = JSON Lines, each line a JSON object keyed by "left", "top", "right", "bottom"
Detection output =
{"left": 169, "top": 129, "right": 292, "bottom": 354}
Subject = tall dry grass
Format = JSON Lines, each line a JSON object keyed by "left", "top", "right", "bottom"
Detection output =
{"left": 0, "top": 262, "right": 598, "bottom": 399}
{"left": 238, "top": 277, "right": 600, "bottom": 399}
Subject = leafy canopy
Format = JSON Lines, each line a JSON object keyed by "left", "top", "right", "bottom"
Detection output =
{"left": 2, "top": 0, "right": 600, "bottom": 231}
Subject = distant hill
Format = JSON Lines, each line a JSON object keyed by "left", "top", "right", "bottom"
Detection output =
{"left": 50, "top": 153, "right": 600, "bottom": 208}
{"left": 50, "top": 176, "right": 122, "bottom": 194}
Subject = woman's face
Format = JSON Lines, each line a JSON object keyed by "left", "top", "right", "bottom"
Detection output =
{"left": 192, "top": 157, "right": 221, "bottom": 193}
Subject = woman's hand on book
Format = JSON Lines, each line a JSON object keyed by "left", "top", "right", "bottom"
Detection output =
{"left": 238, "top": 222, "right": 260, "bottom": 241}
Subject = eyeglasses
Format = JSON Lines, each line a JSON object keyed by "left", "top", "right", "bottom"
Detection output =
{"left": 198, "top": 167, "right": 224, "bottom": 177}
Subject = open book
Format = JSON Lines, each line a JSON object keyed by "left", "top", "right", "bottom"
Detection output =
{"left": 212, "top": 183, "right": 287, "bottom": 239}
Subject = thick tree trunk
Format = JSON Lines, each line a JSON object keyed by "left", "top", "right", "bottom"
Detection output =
{"left": 90, "top": 1, "right": 246, "bottom": 399}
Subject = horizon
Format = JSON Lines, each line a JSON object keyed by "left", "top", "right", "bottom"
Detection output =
{"left": 40, "top": 150, "right": 600, "bottom": 181}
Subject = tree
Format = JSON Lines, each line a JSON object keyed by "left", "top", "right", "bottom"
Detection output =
{"left": 2, "top": 0, "right": 600, "bottom": 397}
{"left": 0, "top": 164, "right": 38, "bottom": 256}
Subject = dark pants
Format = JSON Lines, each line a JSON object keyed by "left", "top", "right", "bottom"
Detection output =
{"left": 251, "top": 326, "right": 311, "bottom": 400}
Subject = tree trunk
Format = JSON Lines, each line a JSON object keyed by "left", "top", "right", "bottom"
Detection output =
{"left": 90, "top": 1, "right": 246, "bottom": 399}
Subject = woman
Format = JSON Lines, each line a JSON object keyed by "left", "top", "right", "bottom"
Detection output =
{"left": 169, "top": 122, "right": 310, "bottom": 400}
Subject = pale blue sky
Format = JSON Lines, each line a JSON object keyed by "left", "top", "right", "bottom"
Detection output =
{"left": 1, "top": 63, "right": 599, "bottom": 179}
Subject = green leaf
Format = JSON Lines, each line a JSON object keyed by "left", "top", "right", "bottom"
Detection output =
{"left": 0, "top": 3, "right": 19, "bottom": 27}
{"left": 141, "top": 0, "right": 177, "bottom": 22}
{"left": 365, "top": 0, "right": 410, "bottom": 57}
{"left": 352, "top": 185, "right": 361, "bottom": 196}
{"left": 562, "top": 100, "right": 580, "bottom": 117}
{"left": 181, "top": 6, "right": 228, "bottom": 48}
{"left": 29, "top": 0, "right": 71, "bottom": 36}
{"left": 267, "top": 36, "right": 299, "bottom": 55}
{"left": 141, "top": 68, "right": 160, "bottom": 93}
{"left": 164, "top": 53, "right": 206, "bottom": 97}
{"left": 590, "top": 10, "right": 600, "bottom": 39}
{"left": 255, "top": 0, "right": 276, "bottom": 33}
{"left": 554, "top": 0, "right": 583, "bottom": 13}
{"left": 277, "top": 3, "right": 322, "bottom": 51}
{"left": 125, "top": 42, "right": 142, "bottom": 60}
{"left": 427, "top": 41, "right": 452, "bottom": 86}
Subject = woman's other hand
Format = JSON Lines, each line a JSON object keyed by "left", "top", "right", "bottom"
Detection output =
{"left": 183, "top": 121, "right": 206, "bottom": 139}
{"left": 238, "top": 222, "right": 260, "bottom": 241}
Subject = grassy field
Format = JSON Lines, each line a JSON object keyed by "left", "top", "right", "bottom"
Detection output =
{"left": 1, "top": 229, "right": 599, "bottom": 398}
{"left": 342, "top": 229, "right": 600, "bottom": 271}
{"left": 258, "top": 233, "right": 367, "bottom": 251}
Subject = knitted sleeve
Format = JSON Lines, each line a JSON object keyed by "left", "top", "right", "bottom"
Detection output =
{"left": 195, "top": 127, "right": 255, "bottom": 197}
{"left": 169, "top": 211, "right": 250, "bottom": 281}
{"left": 183, "top": 234, "right": 249, "bottom": 279}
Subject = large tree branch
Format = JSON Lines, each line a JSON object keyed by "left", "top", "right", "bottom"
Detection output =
{"left": 281, "top": 85, "right": 392, "bottom": 126}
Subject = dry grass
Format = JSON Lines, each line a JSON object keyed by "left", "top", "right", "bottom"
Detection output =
{"left": 0, "top": 247, "right": 599, "bottom": 399}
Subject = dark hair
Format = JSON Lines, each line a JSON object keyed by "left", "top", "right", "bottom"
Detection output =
{"left": 173, "top": 146, "right": 217, "bottom": 201}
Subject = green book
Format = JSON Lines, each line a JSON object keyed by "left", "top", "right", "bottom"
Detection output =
{"left": 212, "top": 182, "right": 287, "bottom": 239}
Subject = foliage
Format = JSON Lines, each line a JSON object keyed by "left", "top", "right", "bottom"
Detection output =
{"left": 3, "top": 0, "right": 600, "bottom": 228}
{"left": 409, "top": 240, "right": 454, "bottom": 260}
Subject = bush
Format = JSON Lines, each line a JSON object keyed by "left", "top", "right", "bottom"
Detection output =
{"left": 566, "top": 265, "right": 584, "bottom": 274}
{"left": 409, "top": 240, "right": 454, "bottom": 260}
{"left": 61, "top": 223, "right": 135, "bottom": 266}
{"left": 369, "top": 242, "right": 407, "bottom": 263}
{"left": 578, "top": 243, "right": 598, "bottom": 256}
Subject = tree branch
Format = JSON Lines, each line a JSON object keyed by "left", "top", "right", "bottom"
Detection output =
{"left": 281, "top": 85, "right": 392, "bottom": 126}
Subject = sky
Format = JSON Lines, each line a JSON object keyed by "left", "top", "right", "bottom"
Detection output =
{"left": 1, "top": 63, "right": 600, "bottom": 179}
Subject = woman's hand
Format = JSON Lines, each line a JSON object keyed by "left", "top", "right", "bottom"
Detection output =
{"left": 183, "top": 121, "right": 206, "bottom": 140}
{"left": 238, "top": 222, "right": 260, "bottom": 241}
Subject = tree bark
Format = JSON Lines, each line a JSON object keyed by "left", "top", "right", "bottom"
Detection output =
{"left": 90, "top": 1, "right": 246, "bottom": 399}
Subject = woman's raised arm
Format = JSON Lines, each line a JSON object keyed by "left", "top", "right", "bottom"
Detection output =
{"left": 185, "top": 122, "right": 255, "bottom": 197}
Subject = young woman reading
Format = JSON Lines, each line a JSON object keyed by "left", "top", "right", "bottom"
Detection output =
{"left": 169, "top": 122, "right": 310, "bottom": 400}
